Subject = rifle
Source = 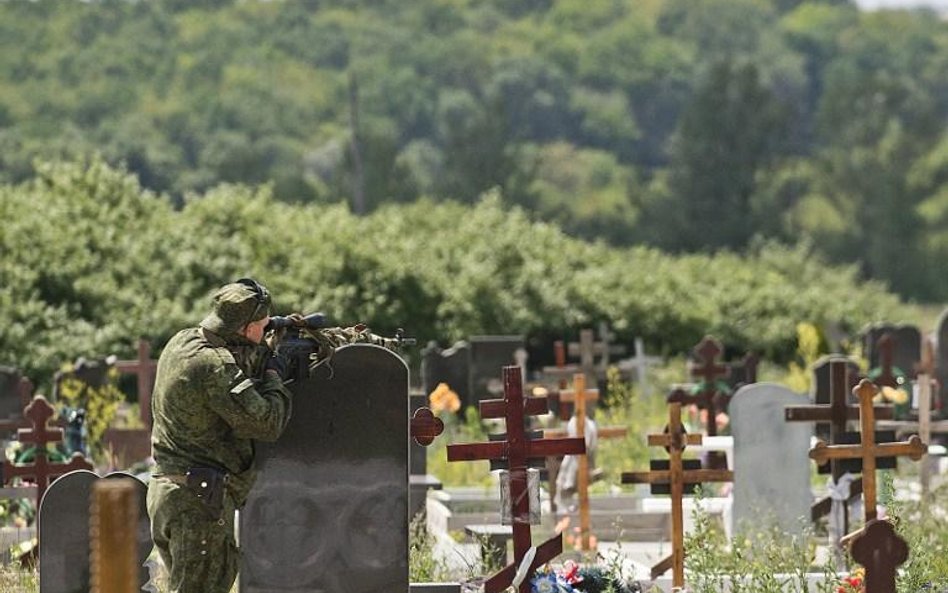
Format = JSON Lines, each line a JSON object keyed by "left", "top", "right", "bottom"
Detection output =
{"left": 267, "top": 312, "right": 415, "bottom": 381}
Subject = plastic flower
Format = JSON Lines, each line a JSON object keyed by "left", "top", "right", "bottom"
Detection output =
{"left": 428, "top": 383, "right": 461, "bottom": 414}
{"left": 879, "top": 386, "right": 909, "bottom": 405}
{"left": 531, "top": 572, "right": 573, "bottom": 593}
{"left": 838, "top": 567, "right": 865, "bottom": 593}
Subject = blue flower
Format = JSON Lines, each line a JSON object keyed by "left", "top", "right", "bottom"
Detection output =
{"left": 532, "top": 572, "right": 574, "bottom": 593}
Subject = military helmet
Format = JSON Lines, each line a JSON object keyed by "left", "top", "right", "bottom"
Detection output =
{"left": 200, "top": 278, "right": 272, "bottom": 334}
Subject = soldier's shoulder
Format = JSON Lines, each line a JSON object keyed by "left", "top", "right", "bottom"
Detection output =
{"left": 165, "top": 328, "right": 236, "bottom": 371}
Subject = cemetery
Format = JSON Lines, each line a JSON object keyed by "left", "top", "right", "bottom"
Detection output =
{"left": 0, "top": 308, "right": 944, "bottom": 592}
{"left": 4, "top": 2, "right": 948, "bottom": 592}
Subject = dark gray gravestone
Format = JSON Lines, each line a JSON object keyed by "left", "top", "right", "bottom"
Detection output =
{"left": 935, "top": 307, "right": 948, "bottom": 417}
{"left": 39, "top": 470, "right": 151, "bottom": 593}
{"left": 469, "top": 335, "right": 524, "bottom": 403}
{"left": 241, "top": 344, "right": 409, "bottom": 593}
{"left": 811, "top": 355, "right": 861, "bottom": 440}
{"left": 863, "top": 324, "right": 921, "bottom": 379}
{"left": 730, "top": 384, "right": 811, "bottom": 537}
{"left": 422, "top": 340, "right": 471, "bottom": 409}
{"left": 0, "top": 366, "right": 29, "bottom": 429}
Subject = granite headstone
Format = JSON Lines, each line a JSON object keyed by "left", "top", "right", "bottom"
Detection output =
{"left": 469, "top": 335, "right": 524, "bottom": 403}
{"left": 422, "top": 340, "right": 471, "bottom": 409}
{"left": 38, "top": 470, "right": 151, "bottom": 593}
{"left": 240, "top": 344, "right": 409, "bottom": 593}
{"left": 0, "top": 366, "right": 29, "bottom": 430}
{"left": 730, "top": 383, "right": 812, "bottom": 536}
{"left": 935, "top": 306, "right": 948, "bottom": 416}
{"left": 863, "top": 324, "right": 921, "bottom": 380}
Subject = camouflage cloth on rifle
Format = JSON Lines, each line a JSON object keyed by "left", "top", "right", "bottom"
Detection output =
{"left": 298, "top": 324, "right": 403, "bottom": 374}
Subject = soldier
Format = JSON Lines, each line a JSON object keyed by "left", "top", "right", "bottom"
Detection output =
{"left": 147, "top": 278, "right": 293, "bottom": 592}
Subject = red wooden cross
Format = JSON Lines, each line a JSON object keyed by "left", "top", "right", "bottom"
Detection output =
{"left": 849, "top": 518, "right": 909, "bottom": 593}
{"left": 622, "top": 402, "right": 733, "bottom": 588}
{"left": 809, "top": 380, "right": 926, "bottom": 523}
{"left": 689, "top": 335, "right": 729, "bottom": 388}
{"left": 3, "top": 396, "right": 93, "bottom": 508}
{"left": 115, "top": 339, "right": 158, "bottom": 427}
{"left": 447, "top": 366, "right": 585, "bottom": 593}
{"left": 670, "top": 337, "right": 731, "bottom": 452}
{"left": 409, "top": 407, "right": 444, "bottom": 446}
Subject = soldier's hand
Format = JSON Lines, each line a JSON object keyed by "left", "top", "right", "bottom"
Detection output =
{"left": 265, "top": 353, "right": 289, "bottom": 380}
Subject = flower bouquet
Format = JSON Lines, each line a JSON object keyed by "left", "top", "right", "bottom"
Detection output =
{"left": 530, "top": 562, "right": 640, "bottom": 593}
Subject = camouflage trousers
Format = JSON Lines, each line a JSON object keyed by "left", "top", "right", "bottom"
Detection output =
{"left": 147, "top": 476, "right": 239, "bottom": 593}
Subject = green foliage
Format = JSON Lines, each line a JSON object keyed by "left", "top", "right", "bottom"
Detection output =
{"left": 408, "top": 512, "right": 452, "bottom": 583}
{"left": 2, "top": 1, "right": 948, "bottom": 301}
{"left": 685, "top": 487, "right": 838, "bottom": 593}
{"left": 0, "top": 160, "right": 909, "bottom": 388}
{"left": 54, "top": 361, "right": 125, "bottom": 458}
{"left": 888, "top": 479, "right": 948, "bottom": 592}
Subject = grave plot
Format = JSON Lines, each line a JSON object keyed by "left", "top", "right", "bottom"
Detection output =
{"left": 446, "top": 365, "right": 585, "bottom": 593}
{"left": 808, "top": 379, "right": 927, "bottom": 592}
{"left": 240, "top": 343, "right": 444, "bottom": 593}
{"left": 622, "top": 401, "right": 733, "bottom": 588}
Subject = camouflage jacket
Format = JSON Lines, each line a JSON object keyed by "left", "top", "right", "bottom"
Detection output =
{"left": 150, "top": 326, "right": 292, "bottom": 506}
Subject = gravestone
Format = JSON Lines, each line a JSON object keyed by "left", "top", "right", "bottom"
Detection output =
{"left": 469, "top": 335, "right": 524, "bottom": 402}
{"left": 422, "top": 340, "right": 471, "bottom": 409}
{"left": 0, "top": 367, "right": 31, "bottom": 432}
{"left": 38, "top": 470, "right": 151, "bottom": 593}
{"left": 240, "top": 344, "right": 410, "bottom": 593}
{"left": 729, "top": 383, "right": 811, "bottom": 536}
{"left": 863, "top": 324, "right": 921, "bottom": 381}
{"left": 935, "top": 306, "right": 948, "bottom": 416}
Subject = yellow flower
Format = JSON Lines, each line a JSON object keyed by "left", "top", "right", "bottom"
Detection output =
{"left": 428, "top": 383, "right": 461, "bottom": 414}
{"left": 881, "top": 386, "right": 909, "bottom": 405}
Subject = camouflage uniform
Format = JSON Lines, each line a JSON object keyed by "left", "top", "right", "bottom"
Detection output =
{"left": 147, "top": 281, "right": 292, "bottom": 593}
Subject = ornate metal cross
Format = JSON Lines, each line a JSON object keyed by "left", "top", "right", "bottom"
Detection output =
{"left": 621, "top": 401, "right": 734, "bottom": 588}
{"left": 447, "top": 366, "right": 585, "bottom": 593}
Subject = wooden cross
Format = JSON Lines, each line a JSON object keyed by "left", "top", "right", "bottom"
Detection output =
{"left": 849, "top": 518, "right": 909, "bottom": 593}
{"left": 409, "top": 407, "right": 444, "bottom": 447}
{"left": 808, "top": 379, "right": 926, "bottom": 523}
{"left": 447, "top": 366, "right": 585, "bottom": 593}
{"left": 554, "top": 383, "right": 599, "bottom": 422}
{"left": 115, "top": 339, "right": 158, "bottom": 428}
{"left": 688, "top": 336, "right": 729, "bottom": 394}
{"left": 915, "top": 338, "right": 936, "bottom": 496}
{"left": 567, "top": 328, "right": 626, "bottom": 382}
{"left": 2, "top": 396, "right": 93, "bottom": 510}
{"left": 621, "top": 402, "right": 734, "bottom": 588}
{"left": 541, "top": 340, "right": 581, "bottom": 393}
{"left": 786, "top": 359, "right": 895, "bottom": 528}
{"left": 572, "top": 374, "right": 592, "bottom": 550}
{"left": 615, "top": 337, "right": 662, "bottom": 397}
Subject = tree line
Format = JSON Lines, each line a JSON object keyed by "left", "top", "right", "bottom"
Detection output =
{"left": 0, "top": 159, "right": 907, "bottom": 387}
{"left": 3, "top": 0, "right": 948, "bottom": 300}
